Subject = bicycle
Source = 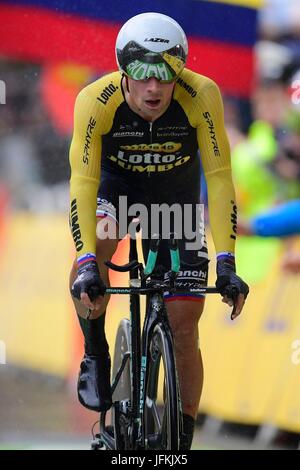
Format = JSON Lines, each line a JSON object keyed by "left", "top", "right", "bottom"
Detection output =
{"left": 91, "top": 234, "right": 219, "bottom": 450}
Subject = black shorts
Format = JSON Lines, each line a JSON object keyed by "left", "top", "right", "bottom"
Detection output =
{"left": 96, "top": 173, "right": 209, "bottom": 300}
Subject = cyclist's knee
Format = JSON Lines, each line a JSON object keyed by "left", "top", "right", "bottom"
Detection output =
{"left": 167, "top": 300, "right": 204, "bottom": 342}
{"left": 167, "top": 299, "right": 204, "bottom": 322}
{"left": 173, "top": 322, "right": 198, "bottom": 344}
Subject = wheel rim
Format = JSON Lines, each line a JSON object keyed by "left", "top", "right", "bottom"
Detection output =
{"left": 144, "top": 326, "right": 178, "bottom": 449}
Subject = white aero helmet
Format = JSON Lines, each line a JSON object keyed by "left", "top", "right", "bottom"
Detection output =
{"left": 116, "top": 12, "right": 188, "bottom": 83}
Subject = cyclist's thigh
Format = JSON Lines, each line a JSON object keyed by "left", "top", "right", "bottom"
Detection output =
{"left": 166, "top": 226, "right": 208, "bottom": 329}
{"left": 95, "top": 176, "right": 121, "bottom": 264}
{"left": 95, "top": 171, "right": 138, "bottom": 262}
{"left": 142, "top": 197, "right": 209, "bottom": 301}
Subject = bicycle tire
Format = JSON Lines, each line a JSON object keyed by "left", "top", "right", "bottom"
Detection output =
{"left": 111, "top": 318, "right": 131, "bottom": 449}
{"left": 144, "top": 322, "right": 181, "bottom": 450}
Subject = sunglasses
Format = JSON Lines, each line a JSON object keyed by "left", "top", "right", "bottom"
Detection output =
{"left": 119, "top": 43, "right": 186, "bottom": 84}
{"left": 125, "top": 60, "right": 177, "bottom": 83}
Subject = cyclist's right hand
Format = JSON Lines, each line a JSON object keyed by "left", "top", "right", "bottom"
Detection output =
{"left": 72, "top": 259, "right": 106, "bottom": 311}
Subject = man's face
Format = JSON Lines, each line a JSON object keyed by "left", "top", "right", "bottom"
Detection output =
{"left": 125, "top": 77, "right": 175, "bottom": 121}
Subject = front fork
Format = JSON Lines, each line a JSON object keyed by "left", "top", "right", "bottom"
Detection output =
{"left": 138, "top": 292, "right": 165, "bottom": 448}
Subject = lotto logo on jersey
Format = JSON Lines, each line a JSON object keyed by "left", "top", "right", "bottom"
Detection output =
{"left": 106, "top": 141, "right": 190, "bottom": 173}
{"left": 230, "top": 199, "right": 237, "bottom": 240}
{"left": 107, "top": 151, "right": 190, "bottom": 173}
{"left": 97, "top": 82, "right": 119, "bottom": 105}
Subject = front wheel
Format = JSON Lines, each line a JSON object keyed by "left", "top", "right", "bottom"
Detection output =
{"left": 111, "top": 318, "right": 132, "bottom": 449}
{"left": 143, "top": 323, "right": 181, "bottom": 450}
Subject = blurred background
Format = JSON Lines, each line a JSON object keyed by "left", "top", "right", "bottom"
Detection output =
{"left": 1, "top": 0, "right": 300, "bottom": 450}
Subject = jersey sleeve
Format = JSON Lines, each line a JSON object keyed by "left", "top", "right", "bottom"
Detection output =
{"left": 69, "top": 89, "right": 104, "bottom": 260}
{"left": 196, "top": 81, "right": 237, "bottom": 255}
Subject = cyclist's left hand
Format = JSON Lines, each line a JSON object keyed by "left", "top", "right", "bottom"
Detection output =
{"left": 216, "top": 257, "right": 249, "bottom": 320}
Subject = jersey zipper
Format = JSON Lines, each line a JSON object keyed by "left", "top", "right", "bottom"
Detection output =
{"left": 148, "top": 122, "right": 153, "bottom": 178}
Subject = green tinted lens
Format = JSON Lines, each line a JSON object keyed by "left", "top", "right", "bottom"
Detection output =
{"left": 126, "top": 60, "right": 175, "bottom": 82}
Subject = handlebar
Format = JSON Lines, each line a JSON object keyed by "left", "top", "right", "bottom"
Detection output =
{"left": 105, "top": 285, "right": 219, "bottom": 295}
{"left": 104, "top": 259, "right": 142, "bottom": 273}
{"left": 105, "top": 235, "right": 180, "bottom": 278}
{"left": 102, "top": 236, "right": 237, "bottom": 318}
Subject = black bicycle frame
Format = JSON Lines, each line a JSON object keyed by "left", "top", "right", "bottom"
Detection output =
{"left": 98, "top": 235, "right": 219, "bottom": 450}
{"left": 128, "top": 237, "right": 142, "bottom": 449}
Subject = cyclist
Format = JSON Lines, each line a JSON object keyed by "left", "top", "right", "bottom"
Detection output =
{"left": 69, "top": 12, "right": 249, "bottom": 450}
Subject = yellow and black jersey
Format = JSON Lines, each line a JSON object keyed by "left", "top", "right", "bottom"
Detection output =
{"left": 69, "top": 68, "right": 237, "bottom": 260}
